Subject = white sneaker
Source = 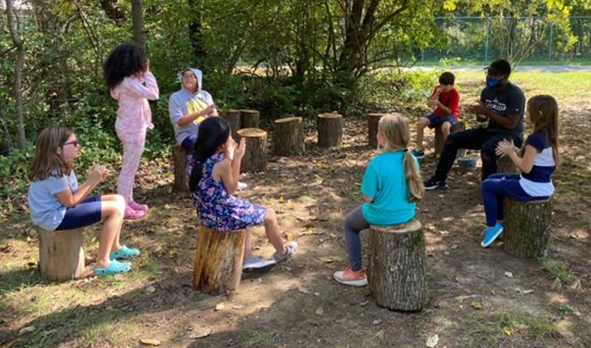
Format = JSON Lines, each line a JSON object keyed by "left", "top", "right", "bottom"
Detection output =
{"left": 238, "top": 182, "right": 248, "bottom": 190}
{"left": 272, "top": 241, "right": 298, "bottom": 263}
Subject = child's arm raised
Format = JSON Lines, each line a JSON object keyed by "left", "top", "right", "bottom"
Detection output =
{"left": 497, "top": 139, "right": 537, "bottom": 174}
{"left": 218, "top": 138, "right": 245, "bottom": 195}
{"left": 56, "top": 164, "right": 106, "bottom": 208}
{"left": 124, "top": 71, "right": 159, "bottom": 100}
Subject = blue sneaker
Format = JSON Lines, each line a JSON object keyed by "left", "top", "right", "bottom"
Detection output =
{"left": 481, "top": 223, "right": 504, "bottom": 247}
{"left": 412, "top": 149, "right": 425, "bottom": 159}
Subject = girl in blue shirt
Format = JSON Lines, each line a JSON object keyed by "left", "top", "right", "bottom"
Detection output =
{"left": 334, "top": 114, "right": 425, "bottom": 286}
{"left": 481, "top": 95, "right": 559, "bottom": 247}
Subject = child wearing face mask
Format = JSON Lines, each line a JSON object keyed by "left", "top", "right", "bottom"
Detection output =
{"left": 412, "top": 72, "right": 461, "bottom": 159}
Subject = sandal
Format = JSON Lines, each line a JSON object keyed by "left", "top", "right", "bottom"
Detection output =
{"left": 93, "top": 260, "right": 132, "bottom": 277}
{"left": 129, "top": 201, "right": 149, "bottom": 213}
{"left": 125, "top": 206, "right": 145, "bottom": 220}
{"left": 110, "top": 245, "right": 141, "bottom": 260}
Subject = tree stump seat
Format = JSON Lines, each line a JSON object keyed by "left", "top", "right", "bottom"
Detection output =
{"left": 274, "top": 117, "right": 305, "bottom": 156}
{"left": 193, "top": 226, "right": 246, "bottom": 295}
{"left": 435, "top": 120, "right": 465, "bottom": 156}
{"left": 367, "top": 113, "right": 387, "bottom": 148}
{"left": 221, "top": 109, "right": 241, "bottom": 140}
{"left": 172, "top": 144, "right": 189, "bottom": 192}
{"left": 239, "top": 109, "right": 260, "bottom": 129}
{"left": 237, "top": 128, "right": 267, "bottom": 173}
{"left": 503, "top": 197, "right": 552, "bottom": 259}
{"left": 317, "top": 113, "right": 343, "bottom": 148}
{"left": 368, "top": 219, "right": 427, "bottom": 311}
{"left": 39, "top": 228, "right": 85, "bottom": 282}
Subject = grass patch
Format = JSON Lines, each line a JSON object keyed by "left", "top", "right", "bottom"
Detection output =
{"left": 240, "top": 330, "right": 276, "bottom": 347}
{"left": 540, "top": 258, "right": 577, "bottom": 285}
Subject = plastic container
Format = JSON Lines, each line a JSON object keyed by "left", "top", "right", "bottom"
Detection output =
{"left": 458, "top": 156, "right": 478, "bottom": 170}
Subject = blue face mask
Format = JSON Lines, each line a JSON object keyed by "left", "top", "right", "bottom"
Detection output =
{"left": 486, "top": 77, "right": 502, "bottom": 88}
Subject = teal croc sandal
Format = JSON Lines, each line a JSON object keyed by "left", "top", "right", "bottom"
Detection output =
{"left": 110, "top": 245, "right": 141, "bottom": 260}
{"left": 94, "top": 260, "right": 132, "bottom": 277}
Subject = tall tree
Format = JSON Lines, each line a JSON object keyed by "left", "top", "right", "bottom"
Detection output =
{"left": 5, "top": 0, "right": 25, "bottom": 150}
{"left": 132, "top": 0, "right": 145, "bottom": 47}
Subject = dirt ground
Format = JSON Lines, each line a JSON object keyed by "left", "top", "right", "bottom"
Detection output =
{"left": 1, "top": 72, "right": 591, "bottom": 348}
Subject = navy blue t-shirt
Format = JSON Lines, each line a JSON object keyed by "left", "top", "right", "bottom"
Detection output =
{"left": 480, "top": 83, "right": 526, "bottom": 139}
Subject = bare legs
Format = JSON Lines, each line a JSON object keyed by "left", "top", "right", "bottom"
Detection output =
{"left": 96, "top": 194, "right": 126, "bottom": 268}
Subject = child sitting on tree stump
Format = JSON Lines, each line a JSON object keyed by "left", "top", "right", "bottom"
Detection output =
{"left": 334, "top": 114, "right": 425, "bottom": 286}
{"left": 481, "top": 95, "right": 559, "bottom": 247}
{"left": 187, "top": 117, "right": 298, "bottom": 272}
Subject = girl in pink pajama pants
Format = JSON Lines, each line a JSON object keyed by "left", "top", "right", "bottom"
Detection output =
{"left": 104, "top": 43, "right": 160, "bottom": 219}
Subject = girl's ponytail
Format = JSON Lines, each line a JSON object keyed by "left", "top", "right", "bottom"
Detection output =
{"left": 403, "top": 150, "right": 425, "bottom": 202}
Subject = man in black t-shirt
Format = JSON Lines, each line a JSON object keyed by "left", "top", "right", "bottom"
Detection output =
{"left": 423, "top": 59, "right": 525, "bottom": 190}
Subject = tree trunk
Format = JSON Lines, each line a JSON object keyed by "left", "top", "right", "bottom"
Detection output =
{"left": 368, "top": 219, "right": 427, "bottom": 311}
{"left": 131, "top": 0, "right": 146, "bottom": 48}
{"left": 188, "top": 0, "right": 207, "bottom": 69}
{"left": 172, "top": 144, "right": 188, "bottom": 192}
{"left": 497, "top": 155, "right": 519, "bottom": 174}
{"left": 5, "top": 0, "right": 26, "bottom": 150}
{"left": 100, "top": 0, "right": 126, "bottom": 22}
{"left": 237, "top": 128, "right": 267, "bottom": 173}
{"left": 193, "top": 226, "right": 246, "bottom": 295}
{"left": 367, "top": 113, "right": 386, "bottom": 148}
{"left": 274, "top": 117, "right": 305, "bottom": 156}
{"left": 435, "top": 121, "right": 465, "bottom": 156}
{"left": 39, "top": 228, "right": 85, "bottom": 282}
{"left": 317, "top": 113, "right": 343, "bottom": 148}
{"left": 239, "top": 109, "right": 260, "bottom": 129}
{"left": 221, "top": 109, "right": 241, "bottom": 140}
{"left": 503, "top": 197, "right": 552, "bottom": 259}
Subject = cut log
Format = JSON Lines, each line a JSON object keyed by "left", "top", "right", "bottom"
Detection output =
{"left": 172, "top": 144, "right": 189, "bottom": 192}
{"left": 503, "top": 197, "right": 552, "bottom": 259}
{"left": 317, "top": 113, "right": 343, "bottom": 148}
{"left": 193, "top": 226, "right": 246, "bottom": 295}
{"left": 274, "top": 117, "right": 305, "bottom": 156}
{"left": 239, "top": 109, "right": 260, "bottom": 129}
{"left": 497, "top": 154, "right": 519, "bottom": 174}
{"left": 367, "top": 113, "right": 386, "bottom": 148}
{"left": 368, "top": 219, "right": 428, "bottom": 311}
{"left": 237, "top": 128, "right": 267, "bottom": 173}
{"left": 221, "top": 109, "right": 241, "bottom": 140}
{"left": 435, "top": 120, "right": 465, "bottom": 156}
{"left": 39, "top": 228, "right": 85, "bottom": 282}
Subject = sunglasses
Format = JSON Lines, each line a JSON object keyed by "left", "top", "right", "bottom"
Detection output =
{"left": 63, "top": 140, "right": 81, "bottom": 148}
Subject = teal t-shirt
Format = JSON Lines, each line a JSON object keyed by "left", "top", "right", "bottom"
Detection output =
{"left": 361, "top": 151, "right": 418, "bottom": 225}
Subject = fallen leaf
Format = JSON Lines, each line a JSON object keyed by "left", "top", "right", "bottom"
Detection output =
{"left": 278, "top": 196, "right": 284, "bottom": 204}
{"left": 190, "top": 327, "right": 211, "bottom": 339}
{"left": 231, "top": 304, "right": 243, "bottom": 309}
{"left": 426, "top": 334, "right": 439, "bottom": 347}
{"left": 315, "top": 307, "right": 324, "bottom": 316}
{"left": 503, "top": 326, "right": 512, "bottom": 336}
{"left": 314, "top": 292, "right": 320, "bottom": 297}
{"left": 551, "top": 277, "right": 562, "bottom": 290}
{"left": 570, "top": 279, "right": 582, "bottom": 290}
{"left": 373, "top": 319, "right": 382, "bottom": 325}
{"left": 504, "top": 271, "right": 513, "bottom": 278}
{"left": 215, "top": 303, "right": 225, "bottom": 311}
{"left": 470, "top": 301, "right": 483, "bottom": 310}
{"left": 140, "top": 338, "right": 161, "bottom": 346}
{"left": 359, "top": 301, "right": 369, "bottom": 306}
{"left": 298, "top": 286, "right": 310, "bottom": 294}
{"left": 145, "top": 286, "right": 156, "bottom": 294}
{"left": 18, "top": 326, "right": 36, "bottom": 336}
{"left": 375, "top": 330, "right": 385, "bottom": 340}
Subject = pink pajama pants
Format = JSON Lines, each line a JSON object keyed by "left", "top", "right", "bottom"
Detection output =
{"left": 116, "top": 129, "right": 146, "bottom": 204}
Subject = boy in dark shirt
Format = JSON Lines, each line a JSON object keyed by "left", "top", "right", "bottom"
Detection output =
{"left": 423, "top": 59, "right": 526, "bottom": 190}
{"left": 412, "top": 72, "right": 460, "bottom": 159}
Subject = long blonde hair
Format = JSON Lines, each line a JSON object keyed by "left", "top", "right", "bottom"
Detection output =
{"left": 527, "top": 95, "right": 560, "bottom": 165}
{"left": 30, "top": 127, "right": 74, "bottom": 181}
{"left": 378, "top": 114, "right": 425, "bottom": 202}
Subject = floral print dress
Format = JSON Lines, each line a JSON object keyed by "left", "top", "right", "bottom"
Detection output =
{"left": 187, "top": 153, "right": 266, "bottom": 231}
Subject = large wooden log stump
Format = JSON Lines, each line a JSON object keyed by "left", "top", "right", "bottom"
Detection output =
{"left": 221, "top": 109, "right": 241, "bottom": 140}
{"left": 274, "top": 117, "right": 305, "bottom": 156}
{"left": 236, "top": 128, "right": 267, "bottom": 173}
{"left": 368, "top": 219, "right": 428, "bottom": 311}
{"left": 172, "top": 144, "right": 189, "bottom": 192}
{"left": 435, "top": 120, "right": 465, "bottom": 156}
{"left": 193, "top": 226, "right": 246, "bottom": 295}
{"left": 367, "top": 113, "right": 386, "bottom": 148}
{"left": 503, "top": 198, "right": 552, "bottom": 259}
{"left": 497, "top": 154, "right": 519, "bottom": 174}
{"left": 239, "top": 109, "right": 260, "bottom": 129}
{"left": 39, "top": 228, "right": 85, "bottom": 282}
{"left": 317, "top": 113, "right": 343, "bottom": 148}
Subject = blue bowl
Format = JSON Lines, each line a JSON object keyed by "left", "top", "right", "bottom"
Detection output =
{"left": 458, "top": 156, "right": 478, "bottom": 170}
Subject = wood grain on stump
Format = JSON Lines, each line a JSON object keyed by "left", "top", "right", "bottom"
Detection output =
{"left": 172, "top": 144, "right": 189, "bottom": 192}
{"left": 39, "top": 228, "right": 85, "bottom": 282}
{"left": 435, "top": 120, "right": 465, "bottom": 156}
{"left": 193, "top": 226, "right": 246, "bottom": 295}
{"left": 367, "top": 113, "right": 386, "bottom": 148}
{"left": 317, "top": 113, "right": 343, "bottom": 148}
{"left": 236, "top": 128, "right": 267, "bottom": 173}
{"left": 368, "top": 219, "right": 428, "bottom": 311}
{"left": 239, "top": 109, "right": 260, "bottom": 129}
{"left": 274, "top": 117, "right": 305, "bottom": 156}
{"left": 503, "top": 197, "right": 552, "bottom": 259}
{"left": 221, "top": 109, "right": 241, "bottom": 140}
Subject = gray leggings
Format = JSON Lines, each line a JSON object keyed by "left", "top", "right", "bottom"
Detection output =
{"left": 344, "top": 205, "right": 369, "bottom": 271}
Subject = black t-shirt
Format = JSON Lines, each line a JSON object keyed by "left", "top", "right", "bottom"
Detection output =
{"left": 480, "top": 82, "right": 525, "bottom": 139}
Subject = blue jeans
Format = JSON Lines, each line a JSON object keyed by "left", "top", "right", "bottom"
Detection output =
{"left": 427, "top": 114, "right": 458, "bottom": 129}
{"left": 181, "top": 134, "right": 198, "bottom": 152}
{"left": 343, "top": 205, "right": 369, "bottom": 271}
{"left": 481, "top": 174, "right": 548, "bottom": 227}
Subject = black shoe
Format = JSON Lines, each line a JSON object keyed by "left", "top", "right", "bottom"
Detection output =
{"left": 424, "top": 178, "right": 448, "bottom": 190}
